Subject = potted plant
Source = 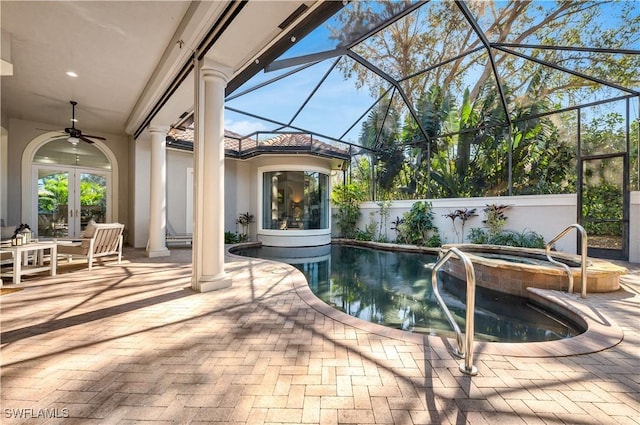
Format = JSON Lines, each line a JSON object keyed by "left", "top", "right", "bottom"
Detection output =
{"left": 236, "top": 212, "right": 254, "bottom": 242}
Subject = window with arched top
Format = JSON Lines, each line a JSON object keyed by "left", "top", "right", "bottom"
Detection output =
{"left": 33, "top": 137, "right": 111, "bottom": 169}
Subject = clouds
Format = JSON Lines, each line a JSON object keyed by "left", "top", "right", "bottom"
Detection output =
{"left": 224, "top": 117, "right": 270, "bottom": 136}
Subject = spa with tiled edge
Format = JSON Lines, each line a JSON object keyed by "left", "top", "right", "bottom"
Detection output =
{"left": 441, "top": 243, "right": 626, "bottom": 296}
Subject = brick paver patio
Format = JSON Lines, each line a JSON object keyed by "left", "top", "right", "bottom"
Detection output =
{"left": 1, "top": 247, "right": 638, "bottom": 424}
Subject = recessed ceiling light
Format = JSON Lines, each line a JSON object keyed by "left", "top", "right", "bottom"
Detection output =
{"left": 66, "top": 71, "right": 78, "bottom": 78}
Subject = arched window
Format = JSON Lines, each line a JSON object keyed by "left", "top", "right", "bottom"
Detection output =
{"left": 33, "top": 137, "right": 111, "bottom": 169}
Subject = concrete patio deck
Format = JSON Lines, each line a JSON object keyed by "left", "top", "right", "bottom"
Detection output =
{"left": 1, "top": 246, "right": 639, "bottom": 424}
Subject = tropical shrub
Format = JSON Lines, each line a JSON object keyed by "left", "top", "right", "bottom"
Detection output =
{"left": 469, "top": 204, "right": 545, "bottom": 248}
{"left": 482, "top": 204, "right": 510, "bottom": 240}
{"left": 443, "top": 208, "right": 478, "bottom": 243}
{"left": 236, "top": 212, "right": 254, "bottom": 239}
{"left": 395, "top": 201, "right": 441, "bottom": 247}
{"left": 332, "top": 184, "right": 367, "bottom": 238}
{"left": 224, "top": 231, "right": 242, "bottom": 244}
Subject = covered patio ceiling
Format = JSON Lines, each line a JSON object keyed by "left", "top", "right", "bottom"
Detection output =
{"left": 0, "top": 1, "right": 334, "bottom": 142}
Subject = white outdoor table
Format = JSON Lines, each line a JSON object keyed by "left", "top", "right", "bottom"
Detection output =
{"left": 0, "top": 241, "right": 58, "bottom": 285}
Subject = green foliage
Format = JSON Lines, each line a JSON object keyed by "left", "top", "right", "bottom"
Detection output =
{"left": 328, "top": 2, "right": 639, "bottom": 200}
{"left": 236, "top": 212, "right": 254, "bottom": 240}
{"left": 331, "top": 1, "right": 640, "bottom": 114}
{"left": 354, "top": 81, "right": 578, "bottom": 200}
{"left": 80, "top": 179, "right": 106, "bottom": 207}
{"left": 354, "top": 228, "right": 374, "bottom": 242}
{"left": 224, "top": 231, "right": 246, "bottom": 244}
{"left": 390, "top": 216, "right": 404, "bottom": 242}
{"left": 469, "top": 228, "right": 545, "bottom": 249}
{"left": 358, "top": 94, "right": 406, "bottom": 197}
{"left": 468, "top": 228, "right": 489, "bottom": 245}
{"left": 394, "top": 201, "right": 441, "bottom": 247}
{"left": 469, "top": 204, "right": 545, "bottom": 248}
{"left": 443, "top": 208, "right": 478, "bottom": 243}
{"left": 38, "top": 173, "right": 106, "bottom": 214}
{"left": 350, "top": 212, "right": 378, "bottom": 242}
{"left": 237, "top": 212, "right": 254, "bottom": 226}
{"left": 375, "top": 200, "right": 391, "bottom": 242}
{"left": 577, "top": 111, "right": 635, "bottom": 238}
{"left": 38, "top": 174, "right": 69, "bottom": 213}
{"left": 332, "top": 183, "right": 367, "bottom": 238}
{"left": 582, "top": 182, "right": 623, "bottom": 236}
{"left": 482, "top": 204, "right": 511, "bottom": 240}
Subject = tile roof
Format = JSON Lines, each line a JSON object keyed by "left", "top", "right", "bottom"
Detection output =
{"left": 166, "top": 127, "right": 350, "bottom": 160}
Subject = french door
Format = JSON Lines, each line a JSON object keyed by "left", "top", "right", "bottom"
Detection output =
{"left": 33, "top": 165, "right": 111, "bottom": 238}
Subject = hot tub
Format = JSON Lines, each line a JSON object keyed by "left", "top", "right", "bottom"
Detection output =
{"left": 441, "top": 244, "right": 626, "bottom": 297}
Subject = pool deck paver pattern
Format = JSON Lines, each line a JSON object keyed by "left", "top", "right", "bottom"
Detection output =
{"left": 1, "top": 247, "right": 638, "bottom": 424}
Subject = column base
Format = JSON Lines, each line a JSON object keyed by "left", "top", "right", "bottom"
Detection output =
{"left": 146, "top": 248, "right": 171, "bottom": 258}
{"left": 194, "top": 273, "right": 232, "bottom": 293}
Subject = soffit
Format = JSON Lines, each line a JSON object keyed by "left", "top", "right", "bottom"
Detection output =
{"left": 0, "top": 1, "right": 192, "bottom": 134}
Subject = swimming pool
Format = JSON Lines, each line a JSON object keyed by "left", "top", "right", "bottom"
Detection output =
{"left": 234, "top": 244, "right": 583, "bottom": 342}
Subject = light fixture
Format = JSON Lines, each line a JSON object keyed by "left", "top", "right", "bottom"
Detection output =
{"left": 68, "top": 136, "right": 80, "bottom": 146}
{"left": 66, "top": 71, "right": 78, "bottom": 78}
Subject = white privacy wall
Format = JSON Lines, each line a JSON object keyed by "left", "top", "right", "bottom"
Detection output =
{"left": 631, "top": 191, "right": 640, "bottom": 263}
{"left": 351, "top": 194, "right": 579, "bottom": 254}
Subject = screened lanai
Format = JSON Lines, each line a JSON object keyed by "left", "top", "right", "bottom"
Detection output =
{"left": 217, "top": 0, "right": 640, "bottom": 259}
{"left": 226, "top": 0, "right": 638, "bottom": 196}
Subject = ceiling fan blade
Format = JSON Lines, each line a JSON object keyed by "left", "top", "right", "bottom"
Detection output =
{"left": 79, "top": 136, "right": 96, "bottom": 144}
{"left": 82, "top": 134, "right": 107, "bottom": 141}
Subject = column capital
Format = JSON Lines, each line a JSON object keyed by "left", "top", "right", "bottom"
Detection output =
{"left": 199, "top": 58, "right": 233, "bottom": 84}
{"left": 148, "top": 125, "right": 170, "bottom": 135}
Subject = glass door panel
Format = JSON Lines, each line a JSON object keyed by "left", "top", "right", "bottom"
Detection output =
{"left": 580, "top": 155, "right": 626, "bottom": 259}
{"left": 37, "top": 169, "right": 71, "bottom": 238}
{"left": 79, "top": 172, "right": 107, "bottom": 231}
{"left": 34, "top": 167, "right": 110, "bottom": 238}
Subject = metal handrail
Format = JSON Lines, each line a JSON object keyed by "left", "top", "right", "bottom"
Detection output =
{"left": 545, "top": 224, "right": 588, "bottom": 298}
{"left": 430, "top": 247, "right": 478, "bottom": 376}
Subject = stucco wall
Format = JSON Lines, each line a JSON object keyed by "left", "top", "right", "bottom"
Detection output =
{"left": 349, "top": 193, "right": 640, "bottom": 263}
{"left": 353, "top": 194, "right": 578, "bottom": 254}
{"left": 225, "top": 159, "right": 252, "bottom": 236}
{"left": 631, "top": 191, "right": 640, "bottom": 263}
{"left": 139, "top": 150, "right": 253, "bottom": 245}
{"left": 166, "top": 149, "right": 193, "bottom": 235}
{"left": 131, "top": 138, "right": 150, "bottom": 248}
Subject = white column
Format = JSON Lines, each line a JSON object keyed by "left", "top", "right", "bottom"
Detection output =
{"left": 146, "top": 126, "right": 171, "bottom": 258}
{"left": 192, "top": 58, "right": 232, "bottom": 292}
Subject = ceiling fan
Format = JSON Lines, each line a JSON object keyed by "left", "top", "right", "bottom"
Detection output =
{"left": 63, "top": 100, "right": 106, "bottom": 146}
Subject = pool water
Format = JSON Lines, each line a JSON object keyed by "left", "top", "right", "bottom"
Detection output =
{"left": 236, "top": 244, "right": 582, "bottom": 342}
